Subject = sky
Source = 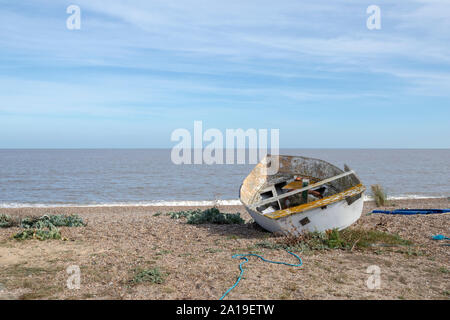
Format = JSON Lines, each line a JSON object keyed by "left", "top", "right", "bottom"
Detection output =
{"left": 0, "top": 0, "right": 449, "bottom": 148}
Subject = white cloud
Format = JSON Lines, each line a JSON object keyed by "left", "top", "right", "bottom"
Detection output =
{"left": 0, "top": 0, "right": 449, "bottom": 107}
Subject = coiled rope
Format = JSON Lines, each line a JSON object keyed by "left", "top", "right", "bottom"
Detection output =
{"left": 219, "top": 250, "right": 303, "bottom": 300}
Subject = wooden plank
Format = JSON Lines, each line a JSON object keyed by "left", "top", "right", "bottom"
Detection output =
{"left": 264, "top": 184, "right": 366, "bottom": 219}
{"left": 283, "top": 177, "right": 319, "bottom": 189}
{"left": 283, "top": 180, "right": 307, "bottom": 189}
{"left": 249, "top": 170, "right": 356, "bottom": 210}
{"left": 283, "top": 180, "right": 301, "bottom": 189}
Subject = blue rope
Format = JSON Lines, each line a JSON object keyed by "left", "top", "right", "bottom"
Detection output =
{"left": 372, "top": 209, "right": 450, "bottom": 215}
{"left": 219, "top": 250, "right": 303, "bottom": 300}
{"left": 432, "top": 234, "right": 450, "bottom": 240}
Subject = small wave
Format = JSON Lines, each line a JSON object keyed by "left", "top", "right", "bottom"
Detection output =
{"left": 363, "top": 194, "right": 447, "bottom": 201}
{"left": 1, "top": 195, "right": 447, "bottom": 209}
{"left": 0, "top": 199, "right": 243, "bottom": 208}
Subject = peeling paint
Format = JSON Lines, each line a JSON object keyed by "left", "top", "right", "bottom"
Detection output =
{"left": 239, "top": 154, "right": 365, "bottom": 232}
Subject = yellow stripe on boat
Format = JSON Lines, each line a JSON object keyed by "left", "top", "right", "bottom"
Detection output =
{"left": 265, "top": 184, "right": 366, "bottom": 220}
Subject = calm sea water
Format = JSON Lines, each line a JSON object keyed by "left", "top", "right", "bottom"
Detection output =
{"left": 0, "top": 149, "right": 448, "bottom": 207}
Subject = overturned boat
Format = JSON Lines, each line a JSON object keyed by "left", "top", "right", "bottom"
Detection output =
{"left": 239, "top": 155, "right": 365, "bottom": 235}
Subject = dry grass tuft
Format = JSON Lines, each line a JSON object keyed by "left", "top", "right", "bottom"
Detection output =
{"left": 371, "top": 184, "right": 387, "bottom": 207}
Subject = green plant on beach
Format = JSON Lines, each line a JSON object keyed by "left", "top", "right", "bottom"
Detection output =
{"left": 166, "top": 210, "right": 196, "bottom": 219}
{"left": 13, "top": 227, "right": 62, "bottom": 241}
{"left": 257, "top": 228, "right": 411, "bottom": 252}
{"left": 0, "top": 214, "right": 14, "bottom": 228}
{"left": 48, "top": 214, "right": 86, "bottom": 227}
{"left": 166, "top": 207, "right": 245, "bottom": 225}
{"left": 187, "top": 207, "right": 245, "bottom": 225}
{"left": 1, "top": 214, "right": 85, "bottom": 229}
{"left": 11, "top": 214, "right": 85, "bottom": 241}
{"left": 131, "top": 268, "right": 166, "bottom": 285}
{"left": 371, "top": 184, "right": 387, "bottom": 207}
{"left": 20, "top": 214, "right": 86, "bottom": 229}
{"left": 439, "top": 267, "right": 449, "bottom": 274}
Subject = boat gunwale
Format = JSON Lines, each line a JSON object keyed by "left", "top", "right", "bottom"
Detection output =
{"left": 240, "top": 154, "right": 359, "bottom": 204}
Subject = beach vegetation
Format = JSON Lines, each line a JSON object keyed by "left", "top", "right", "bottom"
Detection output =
{"left": 131, "top": 268, "right": 166, "bottom": 285}
{"left": 166, "top": 210, "right": 194, "bottom": 219}
{"left": 0, "top": 214, "right": 15, "bottom": 228}
{"left": 256, "top": 228, "right": 411, "bottom": 252}
{"left": 1, "top": 214, "right": 85, "bottom": 229}
{"left": 9, "top": 214, "right": 85, "bottom": 241}
{"left": 187, "top": 207, "right": 245, "bottom": 224}
{"left": 439, "top": 267, "right": 449, "bottom": 274}
{"left": 13, "top": 227, "right": 62, "bottom": 241}
{"left": 404, "top": 248, "right": 425, "bottom": 257}
{"left": 204, "top": 247, "right": 222, "bottom": 254}
{"left": 20, "top": 214, "right": 86, "bottom": 228}
{"left": 155, "top": 250, "right": 172, "bottom": 256}
{"left": 166, "top": 207, "right": 245, "bottom": 225}
{"left": 371, "top": 184, "right": 388, "bottom": 206}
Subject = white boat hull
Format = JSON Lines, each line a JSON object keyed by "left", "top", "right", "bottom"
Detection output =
{"left": 239, "top": 155, "right": 365, "bottom": 234}
{"left": 244, "top": 195, "right": 364, "bottom": 235}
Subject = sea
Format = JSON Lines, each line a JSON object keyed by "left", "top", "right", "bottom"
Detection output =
{"left": 0, "top": 149, "right": 448, "bottom": 208}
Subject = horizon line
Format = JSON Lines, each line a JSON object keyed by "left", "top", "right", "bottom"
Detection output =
{"left": 0, "top": 147, "right": 449, "bottom": 150}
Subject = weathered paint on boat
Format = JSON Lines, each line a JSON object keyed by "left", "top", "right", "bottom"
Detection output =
{"left": 239, "top": 155, "right": 365, "bottom": 235}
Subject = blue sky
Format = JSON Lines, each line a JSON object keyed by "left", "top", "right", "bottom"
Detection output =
{"left": 0, "top": 0, "right": 449, "bottom": 148}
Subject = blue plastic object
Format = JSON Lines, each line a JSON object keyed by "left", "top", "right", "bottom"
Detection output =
{"left": 432, "top": 234, "right": 450, "bottom": 241}
{"left": 371, "top": 209, "right": 450, "bottom": 215}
